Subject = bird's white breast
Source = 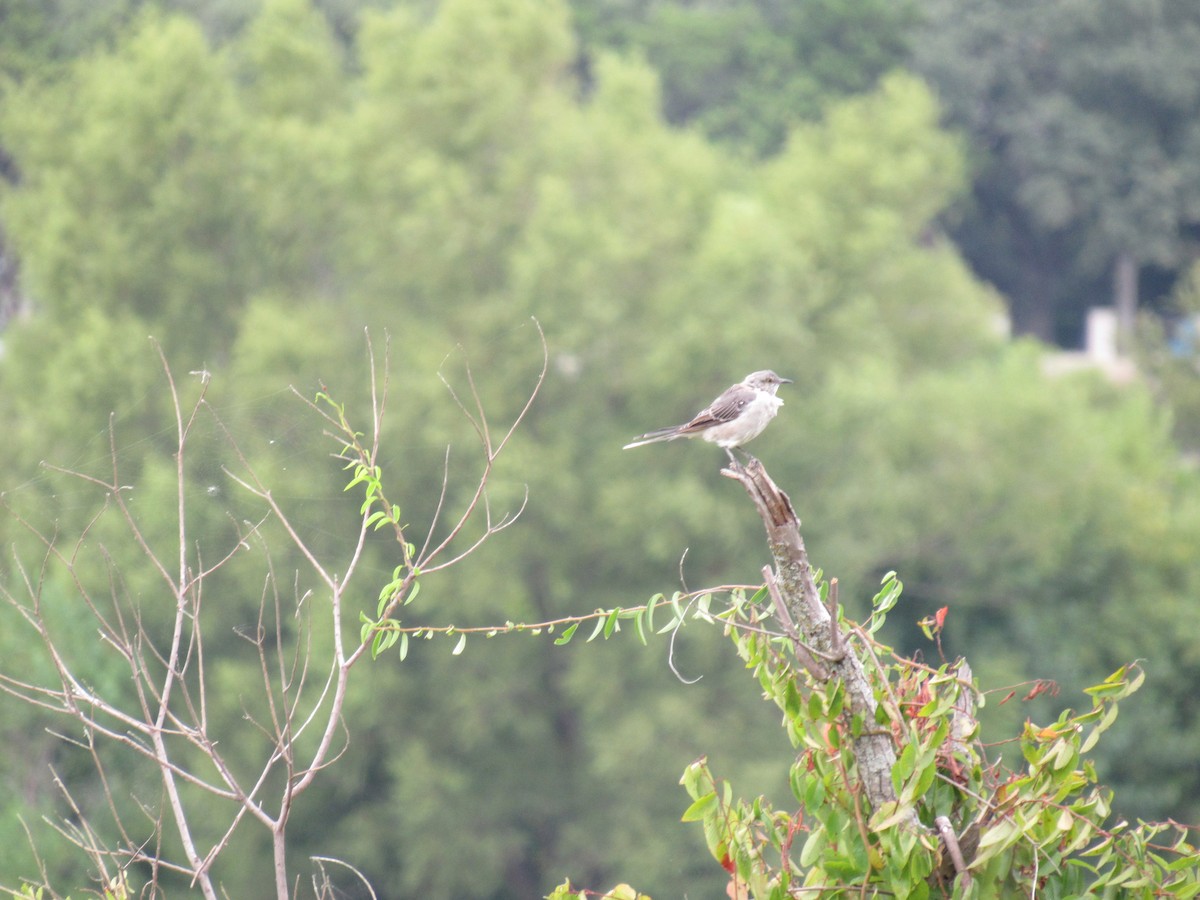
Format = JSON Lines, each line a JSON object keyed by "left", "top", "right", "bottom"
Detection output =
{"left": 702, "top": 392, "right": 784, "bottom": 448}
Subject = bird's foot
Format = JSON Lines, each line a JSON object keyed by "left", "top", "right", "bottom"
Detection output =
{"left": 723, "top": 448, "right": 758, "bottom": 470}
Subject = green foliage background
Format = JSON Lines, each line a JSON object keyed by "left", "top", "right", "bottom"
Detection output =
{"left": 1, "top": 0, "right": 1198, "bottom": 896}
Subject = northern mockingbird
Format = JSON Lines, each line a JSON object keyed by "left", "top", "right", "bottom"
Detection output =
{"left": 623, "top": 370, "right": 792, "bottom": 464}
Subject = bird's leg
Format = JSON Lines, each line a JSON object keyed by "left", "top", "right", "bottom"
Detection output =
{"left": 723, "top": 447, "right": 741, "bottom": 469}
{"left": 728, "top": 447, "right": 759, "bottom": 468}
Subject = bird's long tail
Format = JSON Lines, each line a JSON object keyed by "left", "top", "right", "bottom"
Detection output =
{"left": 622, "top": 426, "right": 684, "bottom": 449}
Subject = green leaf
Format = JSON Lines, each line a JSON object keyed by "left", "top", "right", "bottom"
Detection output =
{"left": 867, "top": 572, "right": 903, "bottom": 634}
{"left": 827, "top": 681, "right": 844, "bottom": 718}
{"left": 807, "top": 691, "right": 823, "bottom": 720}
{"left": 914, "top": 755, "right": 938, "bottom": 797}
{"left": 452, "top": 632, "right": 467, "bottom": 655}
{"left": 799, "top": 828, "right": 826, "bottom": 867}
{"left": 1050, "top": 740, "right": 1077, "bottom": 771}
{"left": 633, "top": 608, "right": 648, "bottom": 645}
{"left": 680, "top": 758, "right": 710, "bottom": 798}
{"left": 681, "top": 791, "right": 718, "bottom": 822}
{"left": 603, "top": 608, "right": 620, "bottom": 638}
{"left": 554, "top": 621, "right": 580, "bottom": 645}
{"left": 892, "top": 740, "right": 917, "bottom": 794}
{"left": 645, "top": 594, "right": 660, "bottom": 632}
{"left": 801, "top": 771, "right": 825, "bottom": 810}
{"left": 789, "top": 765, "right": 807, "bottom": 804}
{"left": 972, "top": 818, "right": 1019, "bottom": 867}
{"left": 359, "top": 615, "right": 374, "bottom": 645}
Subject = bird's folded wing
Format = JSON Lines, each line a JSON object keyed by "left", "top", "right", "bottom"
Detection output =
{"left": 685, "top": 387, "right": 753, "bottom": 429}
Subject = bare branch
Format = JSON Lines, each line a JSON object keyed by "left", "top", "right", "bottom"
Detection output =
{"left": 311, "top": 856, "right": 379, "bottom": 900}
{"left": 417, "top": 445, "right": 455, "bottom": 563}
{"left": 935, "top": 814, "right": 972, "bottom": 890}
{"left": 723, "top": 458, "right": 899, "bottom": 813}
{"left": 417, "top": 319, "right": 547, "bottom": 572}
{"left": 1, "top": 329, "right": 547, "bottom": 898}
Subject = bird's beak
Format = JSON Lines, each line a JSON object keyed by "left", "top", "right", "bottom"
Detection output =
{"left": 780, "top": 377, "right": 794, "bottom": 384}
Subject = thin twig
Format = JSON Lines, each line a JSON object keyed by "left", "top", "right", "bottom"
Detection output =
{"left": 935, "top": 815, "right": 971, "bottom": 888}
{"left": 311, "top": 856, "right": 379, "bottom": 900}
{"left": 668, "top": 594, "right": 703, "bottom": 685}
{"left": 761, "top": 565, "right": 799, "bottom": 640}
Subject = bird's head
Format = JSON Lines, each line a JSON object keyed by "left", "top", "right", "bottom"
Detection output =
{"left": 743, "top": 370, "right": 793, "bottom": 394}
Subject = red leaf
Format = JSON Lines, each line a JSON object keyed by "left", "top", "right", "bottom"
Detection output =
{"left": 1023, "top": 679, "right": 1060, "bottom": 701}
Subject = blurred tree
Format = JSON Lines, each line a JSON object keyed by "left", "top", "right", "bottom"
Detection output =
{"left": 2, "top": 0, "right": 1199, "bottom": 895}
{"left": 909, "top": 0, "right": 1200, "bottom": 343}
{"left": 570, "top": 0, "right": 918, "bottom": 156}
{"left": 0, "top": 0, "right": 139, "bottom": 82}
{"left": 792, "top": 348, "right": 1200, "bottom": 822}
{"left": 1, "top": 13, "right": 257, "bottom": 361}
{"left": 235, "top": 0, "right": 346, "bottom": 119}
{"left": 1136, "top": 261, "right": 1200, "bottom": 453}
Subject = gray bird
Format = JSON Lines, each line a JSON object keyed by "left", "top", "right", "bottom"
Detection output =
{"left": 623, "top": 370, "right": 793, "bottom": 464}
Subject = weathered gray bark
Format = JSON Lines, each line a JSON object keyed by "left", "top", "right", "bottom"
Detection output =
{"left": 723, "top": 458, "right": 898, "bottom": 812}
